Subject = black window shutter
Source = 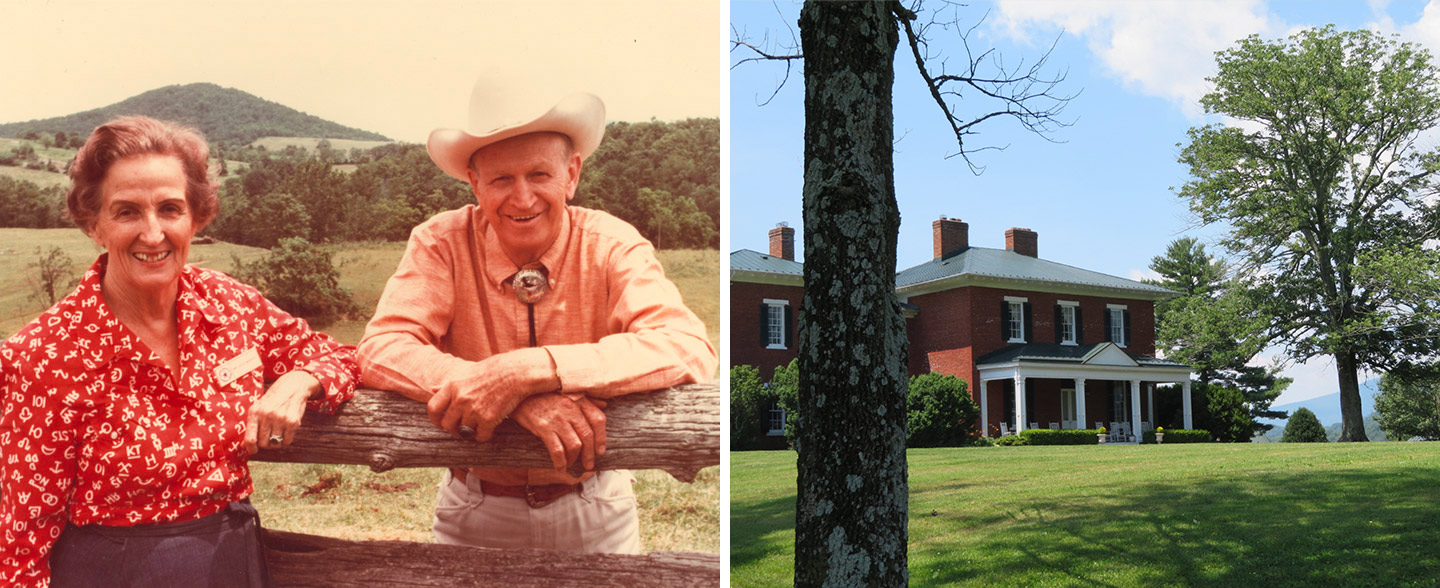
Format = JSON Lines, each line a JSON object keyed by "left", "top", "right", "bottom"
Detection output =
{"left": 1054, "top": 305, "right": 1063, "bottom": 343}
{"left": 760, "top": 304, "right": 769, "bottom": 346}
{"left": 1076, "top": 306, "right": 1084, "bottom": 343}
{"left": 1022, "top": 302, "right": 1033, "bottom": 343}
{"left": 785, "top": 305, "right": 796, "bottom": 348}
{"left": 1001, "top": 300, "right": 1011, "bottom": 342}
{"left": 1103, "top": 308, "right": 1112, "bottom": 343}
{"left": 1123, "top": 309, "right": 1132, "bottom": 347}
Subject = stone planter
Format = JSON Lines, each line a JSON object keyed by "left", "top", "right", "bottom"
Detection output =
{"left": 1156, "top": 432, "right": 1165, "bottom": 444}
{"left": 1098, "top": 433, "right": 1107, "bottom": 444}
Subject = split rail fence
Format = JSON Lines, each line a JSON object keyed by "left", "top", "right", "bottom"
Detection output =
{"left": 250, "top": 381, "right": 721, "bottom": 587}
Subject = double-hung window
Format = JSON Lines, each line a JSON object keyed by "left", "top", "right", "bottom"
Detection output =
{"left": 1057, "top": 301, "right": 1079, "bottom": 345}
{"left": 1106, "top": 304, "right": 1129, "bottom": 347}
{"left": 767, "top": 403, "right": 786, "bottom": 436}
{"left": 764, "top": 299, "right": 790, "bottom": 349}
{"left": 1004, "top": 296, "right": 1029, "bottom": 343}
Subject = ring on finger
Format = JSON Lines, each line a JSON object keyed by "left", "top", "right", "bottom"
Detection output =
{"left": 268, "top": 434, "right": 284, "bottom": 445}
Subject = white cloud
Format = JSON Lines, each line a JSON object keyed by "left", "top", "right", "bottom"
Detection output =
{"left": 1128, "top": 268, "right": 1160, "bottom": 283}
{"left": 993, "top": 0, "right": 1279, "bottom": 119}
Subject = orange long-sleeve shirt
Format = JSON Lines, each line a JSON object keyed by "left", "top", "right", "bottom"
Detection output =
{"left": 357, "top": 205, "right": 716, "bottom": 485}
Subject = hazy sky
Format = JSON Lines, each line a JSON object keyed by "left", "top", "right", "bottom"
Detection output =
{"left": 0, "top": 1, "right": 722, "bottom": 143}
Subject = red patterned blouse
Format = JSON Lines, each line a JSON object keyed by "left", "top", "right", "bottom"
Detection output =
{"left": 0, "top": 255, "right": 359, "bottom": 587}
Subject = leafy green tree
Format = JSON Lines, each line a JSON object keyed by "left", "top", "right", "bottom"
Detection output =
{"left": 1148, "top": 237, "right": 1290, "bottom": 436}
{"left": 1281, "top": 407, "right": 1328, "bottom": 442}
{"left": 768, "top": 358, "right": 800, "bottom": 447}
{"left": 1201, "top": 386, "right": 1255, "bottom": 442}
{"left": 905, "top": 373, "right": 979, "bottom": 448}
{"left": 1374, "top": 367, "right": 1440, "bottom": 441}
{"left": 27, "top": 246, "right": 77, "bottom": 307}
{"left": 228, "top": 238, "right": 358, "bottom": 327}
{"left": 1178, "top": 26, "right": 1440, "bottom": 441}
{"left": 635, "top": 188, "right": 715, "bottom": 249}
{"left": 730, "top": 364, "right": 770, "bottom": 451}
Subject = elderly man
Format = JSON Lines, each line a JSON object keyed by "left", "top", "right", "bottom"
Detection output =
{"left": 357, "top": 80, "right": 716, "bottom": 553}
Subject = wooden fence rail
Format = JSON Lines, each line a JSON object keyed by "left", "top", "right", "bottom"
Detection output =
{"left": 251, "top": 381, "right": 721, "bottom": 587}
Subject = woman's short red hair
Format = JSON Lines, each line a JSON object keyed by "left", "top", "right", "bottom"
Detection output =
{"left": 66, "top": 116, "right": 219, "bottom": 233}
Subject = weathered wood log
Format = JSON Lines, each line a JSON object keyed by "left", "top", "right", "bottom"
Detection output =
{"left": 263, "top": 529, "right": 720, "bottom": 587}
{"left": 250, "top": 382, "right": 719, "bottom": 482}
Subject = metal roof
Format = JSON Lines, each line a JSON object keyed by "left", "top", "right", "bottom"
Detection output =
{"left": 730, "top": 248, "right": 803, "bottom": 276}
{"left": 895, "top": 247, "right": 1176, "bottom": 296}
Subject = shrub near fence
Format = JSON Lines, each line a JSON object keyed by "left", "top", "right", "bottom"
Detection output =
{"left": 1019, "top": 429, "right": 1101, "bottom": 445}
{"left": 1143, "top": 429, "right": 1211, "bottom": 444}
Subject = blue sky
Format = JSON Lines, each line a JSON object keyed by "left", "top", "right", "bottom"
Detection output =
{"left": 729, "top": 0, "right": 1438, "bottom": 405}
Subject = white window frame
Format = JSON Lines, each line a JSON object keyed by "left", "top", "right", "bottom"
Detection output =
{"left": 764, "top": 299, "right": 789, "bottom": 350}
{"left": 1058, "top": 300, "right": 1078, "bottom": 346}
{"left": 1107, "top": 303, "right": 1128, "bottom": 348}
{"left": 767, "top": 403, "right": 786, "bottom": 436}
{"left": 1005, "top": 296, "right": 1028, "bottom": 343}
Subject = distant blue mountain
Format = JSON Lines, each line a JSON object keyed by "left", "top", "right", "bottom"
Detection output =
{"left": 1258, "top": 378, "right": 1380, "bottom": 440}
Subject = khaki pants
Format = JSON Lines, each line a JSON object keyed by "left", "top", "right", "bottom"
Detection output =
{"left": 433, "top": 469, "right": 641, "bottom": 554}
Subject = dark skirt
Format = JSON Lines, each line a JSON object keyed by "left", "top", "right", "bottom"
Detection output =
{"left": 50, "top": 499, "right": 273, "bottom": 588}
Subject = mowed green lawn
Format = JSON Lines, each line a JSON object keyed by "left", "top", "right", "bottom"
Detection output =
{"left": 2, "top": 228, "right": 720, "bottom": 553}
{"left": 732, "top": 443, "right": 1440, "bottom": 587}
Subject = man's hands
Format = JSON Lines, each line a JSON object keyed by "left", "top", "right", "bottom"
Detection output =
{"left": 511, "top": 394, "right": 608, "bottom": 471}
{"left": 427, "top": 348, "right": 561, "bottom": 443}
{"left": 246, "top": 370, "right": 321, "bottom": 454}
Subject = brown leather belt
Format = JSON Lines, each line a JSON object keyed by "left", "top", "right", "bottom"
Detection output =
{"left": 452, "top": 468, "right": 581, "bottom": 508}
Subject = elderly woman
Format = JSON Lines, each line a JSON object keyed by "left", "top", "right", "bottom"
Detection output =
{"left": 0, "top": 116, "right": 358, "bottom": 587}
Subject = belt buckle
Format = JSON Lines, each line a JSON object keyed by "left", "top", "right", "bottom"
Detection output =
{"left": 525, "top": 484, "right": 559, "bottom": 509}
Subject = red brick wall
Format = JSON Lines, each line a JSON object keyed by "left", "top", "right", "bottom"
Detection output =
{"left": 729, "top": 281, "right": 804, "bottom": 376}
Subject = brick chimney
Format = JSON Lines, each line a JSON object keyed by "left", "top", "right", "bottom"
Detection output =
{"left": 768, "top": 223, "right": 795, "bottom": 261}
{"left": 933, "top": 217, "right": 969, "bottom": 260}
{"left": 1006, "top": 228, "right": 1038, "bottom": 258}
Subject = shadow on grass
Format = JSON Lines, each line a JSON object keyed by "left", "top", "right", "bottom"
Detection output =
{"left": 915, "top": 467, "right": 1440, "bottom": 587}
{"left": 730, "top": 492, "right": 796, "bottom": 573}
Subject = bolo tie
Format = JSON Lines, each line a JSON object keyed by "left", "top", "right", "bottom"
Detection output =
{"left": 459, "top": 267, "right": 549, "bottom": 441}
{"left": 513, "top": 267, "right": 548, "bottom": 347}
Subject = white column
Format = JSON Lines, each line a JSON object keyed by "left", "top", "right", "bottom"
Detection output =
{"left": 980, "top": 379, "right": 990, "bottom": 437}
{"left": 1182, "top": 380, "right": 1194, "bottom": 429}
{"left": 1147, "top": 384, "right": 1154, "bottom": 425}
{"left": 1130, "top": 380, "right": 1142, "bottom": 442}
{"left": 1075, "top": 378, "right": 1087, "bottom": 431}
{"left": 1014, "top": 374, "right": 1027, "bottom": 433}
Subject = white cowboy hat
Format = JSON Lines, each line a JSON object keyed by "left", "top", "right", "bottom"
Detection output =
{"left": 427, "top": 76, "right": 606, "bottom": 182}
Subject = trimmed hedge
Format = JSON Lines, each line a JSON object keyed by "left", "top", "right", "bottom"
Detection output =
{"left": 1019, "top": 429, "right": 1101, "bottom": 445}
{"left": 994, "top": 435, "right": 1027, "bottom": 446}
{"left": 1143, "top": 429, "right": 1211, "bottom": 444}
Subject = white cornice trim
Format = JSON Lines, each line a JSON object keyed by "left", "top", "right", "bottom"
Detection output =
{"left": 896, "top": 273, "right": 1177, "bottom": 301}
{"left": 731, "top": 270, "right": 804, "bottom": 287}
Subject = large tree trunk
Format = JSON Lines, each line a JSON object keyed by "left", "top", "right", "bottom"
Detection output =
{"left": 1334, "top": 350, "right": 1369, "bottom": 442}
{"left": 795, "top": 2, "right": 909, "bottom": 587}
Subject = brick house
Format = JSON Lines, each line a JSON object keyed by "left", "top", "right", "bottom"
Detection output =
{"left": 730, "top": 224, "right": 803, "bottom": 442}
{"left": 731, "top": 218, "right": 1195, "bottom": 441}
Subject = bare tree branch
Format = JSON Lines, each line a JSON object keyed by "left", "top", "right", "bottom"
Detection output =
{"left": 894, "top": 1, "right": 1078, "bottom": 174}
{"left": 730, "top": 2, "right": 803, "bottom": 107}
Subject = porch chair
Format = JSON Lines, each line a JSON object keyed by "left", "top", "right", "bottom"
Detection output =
{"left": 1141, "top": 421, "right": 1153, "bottom": 433}
{"left": 1048, "top": 422, "right": 1060, "bottom": 430}
{"left": 1094, "top": 421, "right": 1104, "bottom": 431}
{"left": 1115, "top": 423, "right": 1130, "bottom": 443}
{"left": 1109, "top": 422, "right": 1122, "bottom": 443}
{"left": 1029, "top": 422, "right": 1038, "bottom": 430}
{"left": 999, "top": 423, "right": 1012, "bottom": 437}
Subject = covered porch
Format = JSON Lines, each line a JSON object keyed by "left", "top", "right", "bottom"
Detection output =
{"left": 975, "top": 343, "right": 1192, "bottom": 440}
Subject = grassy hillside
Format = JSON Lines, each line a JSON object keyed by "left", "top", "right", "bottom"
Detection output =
{"left": 732, "top": 444, "right": 1440, "bottom": 587}
{"left": 0, "top": 162, "right": 67, "bottom": 187}
{"left": 0, "top": 83, "right": 389, "bottom": 146}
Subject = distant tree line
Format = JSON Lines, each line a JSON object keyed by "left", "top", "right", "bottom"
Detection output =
{"left": 1, "top": 119, "right": 720, "bottom": 250}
